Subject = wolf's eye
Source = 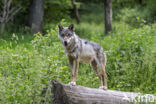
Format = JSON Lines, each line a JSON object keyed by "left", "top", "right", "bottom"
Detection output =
{"left": 61, "top": 34, "right": 65, "bottom": 37}
{"left": 67, "top": 34, "right": 71, "bottom": 36}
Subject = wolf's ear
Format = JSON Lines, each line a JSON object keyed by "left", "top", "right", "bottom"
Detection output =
{"left": 68, "top": 24, "right": 74, "bottom": 31}
{"left": 58, "top": 24, "right": 64, "bottom": 31}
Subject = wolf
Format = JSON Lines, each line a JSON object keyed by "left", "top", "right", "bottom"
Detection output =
{"left": 58, "top": 24, "right": 108, "bottom": 90}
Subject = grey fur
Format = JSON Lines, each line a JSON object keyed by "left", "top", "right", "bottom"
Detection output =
{"left": 58, "top": 24, "right": 108, "bottom": 90}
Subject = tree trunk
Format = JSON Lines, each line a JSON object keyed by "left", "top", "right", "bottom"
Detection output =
{"left": 71, "top": 0, "right": 80, "bottom": 24}
{"left": 0, "top": 23, "right": 5, "bottom": 35}
{"left": 137, "top": 0, "right": 142, "bottom": 5}
{"left": 52, "top": 81, "right": 155, "bottom": 104}
{"left": 104, "top": 0, "right": 112, "bottom": 34}
{"left": 29, "top": 0, "right": 44, "bottom": 33}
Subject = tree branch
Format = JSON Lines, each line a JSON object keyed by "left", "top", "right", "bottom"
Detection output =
{"left": 0, "top": 0, "right": 21, "bottom": 34}
{"left": 6, "top": 7, "right": 21, "bottom": 23}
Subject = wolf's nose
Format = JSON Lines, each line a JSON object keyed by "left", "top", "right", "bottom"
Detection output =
{"left": 64, "top": 36, "right": 68, "bottom": 41}
{"left": 64, "top": 41, "right": 68, "bottom": 46}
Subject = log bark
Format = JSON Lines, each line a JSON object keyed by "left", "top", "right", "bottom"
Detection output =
{"left": 52, "top": 81, "right": 155, "bottom": 104}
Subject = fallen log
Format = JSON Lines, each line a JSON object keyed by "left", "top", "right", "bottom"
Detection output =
{"left": 52, "top": 81, "right": 155, "bottom": 104}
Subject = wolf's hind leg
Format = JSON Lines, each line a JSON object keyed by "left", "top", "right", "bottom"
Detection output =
{"left": 101, "top": 64, "right": 108, "bottom": 90}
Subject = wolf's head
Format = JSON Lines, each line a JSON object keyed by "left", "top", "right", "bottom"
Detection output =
{"left": 58, "top": 24, "right": 76, "bottom": 47}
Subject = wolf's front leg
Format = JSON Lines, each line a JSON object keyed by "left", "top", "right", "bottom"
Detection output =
{"left": 72, "top": 57, "right": 80, "bottom": 85}
{"left": 68, "top": 56, "right": 75, "bottom": 86}
{"left": 68, "top": 56, "right": 79, "bottom": 86}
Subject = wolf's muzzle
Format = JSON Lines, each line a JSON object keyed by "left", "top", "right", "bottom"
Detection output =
{"left": 64, "top": 41, "right": 68, "bottom": 46}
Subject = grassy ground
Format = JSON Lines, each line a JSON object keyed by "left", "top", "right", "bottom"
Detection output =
{"left": 0, "top": 3, "right": 156, "bottom": 104}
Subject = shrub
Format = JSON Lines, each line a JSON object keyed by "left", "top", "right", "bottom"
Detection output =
{"left": 115, "top": 7, "right": 147, "bottom": 27}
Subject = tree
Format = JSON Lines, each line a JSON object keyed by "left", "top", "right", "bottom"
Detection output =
{"left": 104, "top": 0, "right": 112, "bottom": 34}
{"left": 71, "top": 0, "right": 80, "bottom": 24}
{"left": 29, "top": 0, "right": 44, "bottom": 33}
{"left": 0, "top": 0, "right": 21, "bottom": 35}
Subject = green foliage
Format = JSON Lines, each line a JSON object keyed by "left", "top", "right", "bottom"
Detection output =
{"left": 79, "top": 3, "right": 104, "bottom": 24}
{"left": 112, "top": 0, "right": 156, "bottom": 24}
{"left": 115, "top": 7, "right": 147, "bottom": 27}
{"left": 144, "top": 0, "right": 156, "bottom": 21}
{"left": 112, "top": 0, "right": 138, "bottom": 9}
{"left": 0, "top": 21, "right": 156, "bottom": 103}
{"left": 103, "top": 24, "right": 156, "bottom": 93}
{"left": 44, "top": 0, "right": 72, "bottom": 23}
{"left": 77, "top": 0, "right": 103, "bottom": 3}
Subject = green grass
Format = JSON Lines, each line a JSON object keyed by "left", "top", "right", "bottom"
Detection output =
{"left": 0, "top": 3, "right": 156, "bottom": 104}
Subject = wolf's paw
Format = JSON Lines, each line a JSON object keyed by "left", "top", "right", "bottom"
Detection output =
{"left": 99, "top": 86, "right": 108, "bottom": 90}
{"left": 68, "top": 81, "right": 76, "bottom": 86}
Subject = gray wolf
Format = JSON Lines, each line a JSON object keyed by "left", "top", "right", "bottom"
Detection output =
{"left": 58, "top": 24, "right": 108, "bottom": 90}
